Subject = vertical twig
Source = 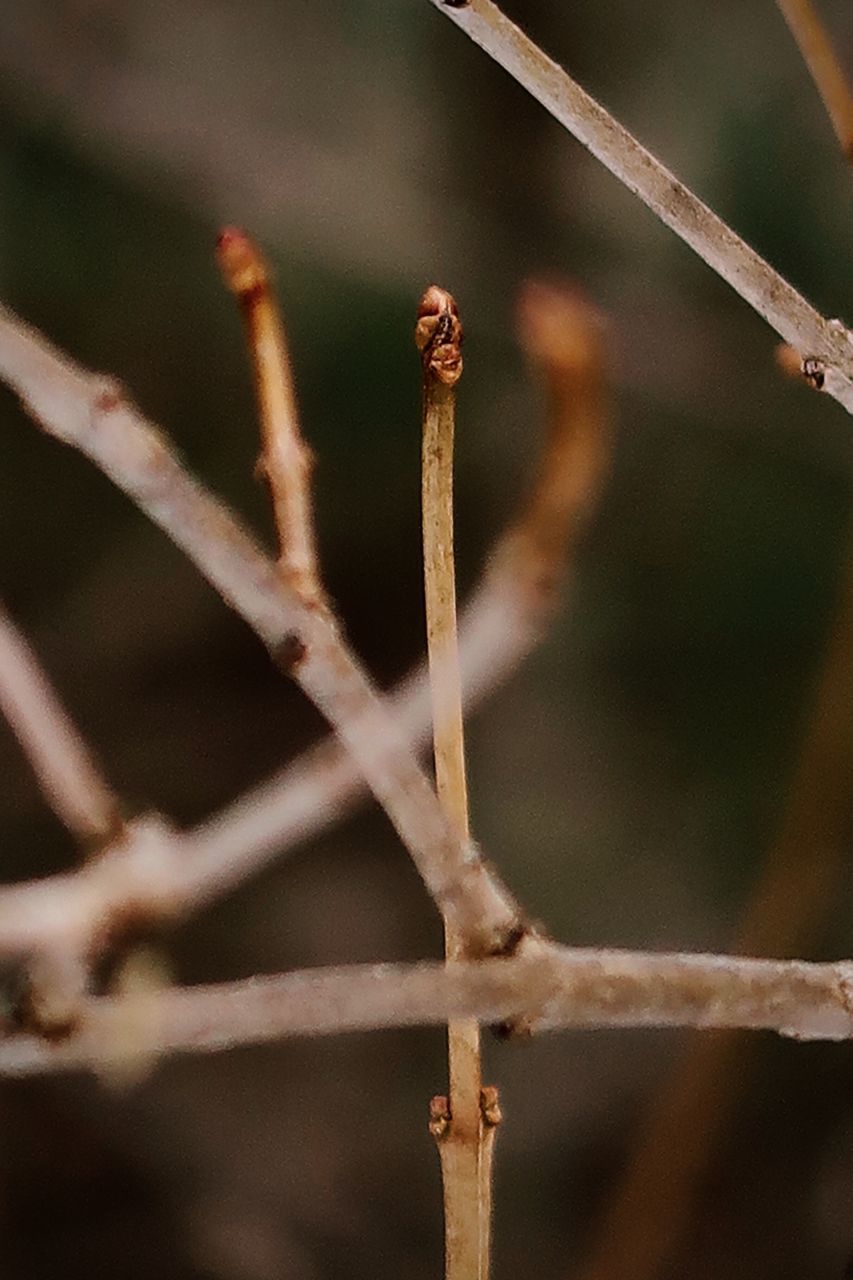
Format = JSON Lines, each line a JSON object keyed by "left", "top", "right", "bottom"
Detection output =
{"left": 417, "top": 286, "right": 498, "bottom": 1280}
{"left": 216, "top": 226, "right": 325, "bottom": 606}
{"left": 775, "top": 0, "right": 853, "bottom": 162}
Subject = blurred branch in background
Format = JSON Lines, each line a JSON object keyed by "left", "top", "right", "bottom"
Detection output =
{"left": 775, "top": 0, "right": 853, "bottom": 162}
{"left": 0, "top": 597, "right": 122, "bottom": 848}
{"left": 578, "top": 462, "right": 853, "bottom": 1280}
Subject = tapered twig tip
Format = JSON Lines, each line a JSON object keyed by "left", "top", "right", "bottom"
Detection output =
{"left": 416, "top": 285, "right": 463, "bottom": 386}
{"left": 517, "top": 280, "right": 605, "bottom": 377}
{"left": 216, "top": 225, "right": 268, "bottom": 297}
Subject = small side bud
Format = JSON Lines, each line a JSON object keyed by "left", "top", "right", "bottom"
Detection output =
{"left": 480, "top": 1085, "right": 502, "bottom": 1128}
{"left": 429, "top": 1094, "right": 451, "bottom": 1140}
{"left": 775, "top": 343, "right": 826, "bottom": 390}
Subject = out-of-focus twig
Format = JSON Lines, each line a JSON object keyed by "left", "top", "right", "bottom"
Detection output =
{"left": 0, "top": 597, "right": 122, "bottom": 847}
{"left": 578, "top": 524, "right": 853, "bottom": 1280}
{"left": 217, "top": 227, "right": 325, "bottom": 605}
{"left": 775, "top": 0, "right": 853, "bottom": 162}
{"left": 0, "top": 301, "right": 526, "bottom": 960}
{"left": 512, "top": 281, "right": 608, "bottom": 591}
{"left": 2, "top": 945, "right": 853, "bottom": 1077}
{"left": 426, "top": 0, "right": 853, "bottom": 414}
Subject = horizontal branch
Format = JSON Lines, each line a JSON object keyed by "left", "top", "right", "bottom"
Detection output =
{"left": 427, "top": 0, "right": 853, "bottom": 415}
{"left": 2, "top": 944, "right": 853, "bottom": 1076}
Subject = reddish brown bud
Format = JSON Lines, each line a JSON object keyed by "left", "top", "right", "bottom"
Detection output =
{"left": 428, "top": 1094, "right": 451, "bottom": 1140}
{"left": 416, "top": 285, "right": 463, "bottom": 386}
{"left": 216, "top": 226, "right": 269, "bottom": 298}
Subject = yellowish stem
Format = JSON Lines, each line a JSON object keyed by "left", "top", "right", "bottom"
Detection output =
{"left": 216, "top": 226, "right": 324, "bottom": 606}
{"left": 418, "top": 285, "right": 497, "bottom": 1280}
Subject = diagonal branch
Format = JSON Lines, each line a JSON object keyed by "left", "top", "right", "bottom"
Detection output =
{"left": 426, "top": 0, "right": 853, "bottom": 415}
{"left": 0, "top": 301, "right": 525, "bottom": 959}
{"left": 0, "top": 597, "right": 123, "bottom": 847}
{"left": 1, "top": 945, "right": 853, "bottom": 1076}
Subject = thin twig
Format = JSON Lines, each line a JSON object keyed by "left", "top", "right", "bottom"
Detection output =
{"left": 418, "top": 285, "right": 495, "bottom": 1280}
{"left": 426, "top": 0, "right": 853, "bottom": 414}
{"left": 0, "top": 597, "right": 122, "bottom": 847}
{"left": 2, "top": 945, "right": 853, "bottom": 1076}
{"left": 217, "top": 227, "right": 325, "bottom": 604}
{"left": 0, "top": 301, "right": 525, "bottom": 960}
{"left": 775, "top": 0, "right": 853, "bottom": 162}
{"left": 418, "top": 285, "right": 469, "bottom": 874}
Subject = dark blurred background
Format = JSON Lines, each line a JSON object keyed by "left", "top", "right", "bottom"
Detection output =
{"left": 1, "top": 1, "right": 853, "bottom": 1276}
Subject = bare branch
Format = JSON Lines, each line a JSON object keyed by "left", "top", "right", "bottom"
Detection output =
{"left": 0, "top": 597, "right": 122, "bottom": 846}
{"left": 418, "top": 285, "right": 469, "bottom": 846}
{"left": 426, "top": 0, "right": 853, "bottom": 415}
{"left": 217, "top": 227, "right": 325, "bottom": 605}
{"left": 775, "top": 0, "right": 853, "bottom": 162}
{"left": 418, "top": 284, "right": 493, "bottom": 1280}
{"left": 2, "top": 945, "right": 853, "bottom": 1077}
{"left": 0, "top": 301, "right": 524, "bottom": 958}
